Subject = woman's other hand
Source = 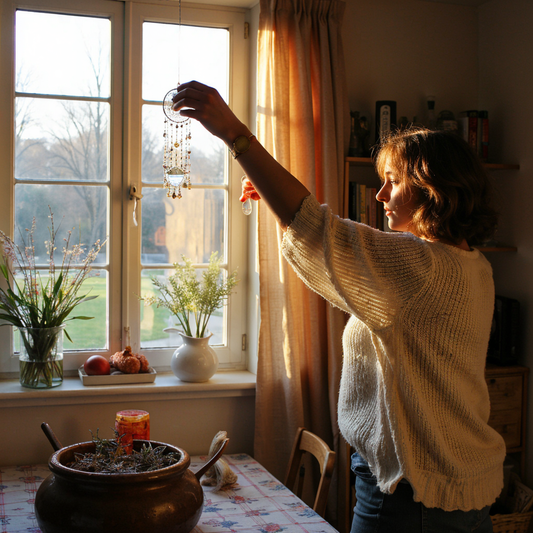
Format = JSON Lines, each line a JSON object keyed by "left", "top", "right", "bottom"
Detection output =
{"left": 240, "top": 177, "right": 261, "bottom": 203}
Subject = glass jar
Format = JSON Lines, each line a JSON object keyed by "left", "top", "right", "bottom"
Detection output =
{"left": 115, "top": 410, "right": 150, "bottom": 453}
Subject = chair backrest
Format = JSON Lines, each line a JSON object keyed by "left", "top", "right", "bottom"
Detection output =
{"left": 284, "top": 427, "right": 336, "bottom": 518}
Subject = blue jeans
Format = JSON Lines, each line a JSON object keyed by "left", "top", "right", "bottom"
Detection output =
{"left": 350, "top": 453, "right": 493, "bottom": 533}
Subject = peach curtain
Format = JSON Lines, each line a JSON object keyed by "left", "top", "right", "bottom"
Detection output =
{"left": 254, "top": 0, "right": 350, "bottom": 528}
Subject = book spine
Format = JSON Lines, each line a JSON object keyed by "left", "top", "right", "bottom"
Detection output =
{"left": 376, "top": 201, "right": 384, "bottom": 231}
{"left": 359, "top": 184, "right": 367, "bottom": 224}
{"left": 459, "top": 110, "right": 478, "bottom": 151}
{"left": 488, "top": 295, "right": 520, "bottom": 364}
{"left": 479, "top": 110, "right": 489, "bottom": 162}
{"left": 369, "top": 188, "right": 377, "bottom": 228}
{"left": 349, "top": 182, "right": 357, "bottom": 220}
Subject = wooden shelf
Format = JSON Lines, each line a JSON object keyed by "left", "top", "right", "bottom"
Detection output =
{"left": 484, "top": 163, "right": 520, "bottom": 170}
{"left": 473, "top": 245, "right": 518, "bottom": 253}
{"left": 345, "top": 156, "right": 373, "bottom": 166}
{"left": 344, "top": 156, "right": 520, "bottom": 252}
{"left": 345, "top": 157, "right": 520, "bottom": 171}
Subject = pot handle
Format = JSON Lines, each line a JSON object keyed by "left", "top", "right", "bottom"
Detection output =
{"left": 194, "top": 437, "right": 229, "bottom": 481}
{"left": 41, "top": 422, "right": 63, "bottom": 452}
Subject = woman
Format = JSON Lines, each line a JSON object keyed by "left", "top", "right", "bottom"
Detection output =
{"left": 173, "top": 81, "right": 505, "bottom": 533}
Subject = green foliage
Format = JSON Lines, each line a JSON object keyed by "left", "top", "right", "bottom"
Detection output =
{"left": 0, "top": 208, "right": 106, "bottom": 335}
{"left": 142, "top": 252, "right": 239, "bottom": 339}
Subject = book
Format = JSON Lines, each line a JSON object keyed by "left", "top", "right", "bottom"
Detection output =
{"left": 487, "top": 294, "right": 520, "bottom": 365}
{"left": 359, "top": 184, "right": 367, "bottom": 224}
{"left": 478, "top": 110, "right": 489, "bottom": 162}
{"left": 459, "top": 110, "right": 478, "bottom": 151}
{"left": 348, "top": 183, "right": 381, "bottom": 229}
{"left": 349, "top": 181, "right": 358, "bottom": 221}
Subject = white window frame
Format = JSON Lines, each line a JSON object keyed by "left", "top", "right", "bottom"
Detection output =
{"left": 0, "top": 0, "right": 250, "bottom": 376}
{"left": 123, "top": 1, "right": 249, "bottom": 370}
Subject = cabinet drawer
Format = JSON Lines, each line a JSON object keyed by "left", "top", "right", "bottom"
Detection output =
{"left": 487, "top": 409, "right": 522, "bottom": 448}
{"left": 486, "top": 375, "right": 522, "bottom": 412}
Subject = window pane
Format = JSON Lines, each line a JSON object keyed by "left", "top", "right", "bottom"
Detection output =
{"left": 15, "top": 11, "right": 111, "bottom": 98}
{"left": 142, "top": 104, "right": 225, "bottom": 185}
{"left": 140, "top": 268, "right": 225, "bottom": 348}
{"left": 141, "top": 187, "right": 224, "bottom": 265}
{"left": 66, "top": 270, "right": 108, "bottom": 350}
{"left": 15, "top": 98, "right": 109, "bottom": 182}
{"left": 13, "top": 270, "right": 108, "bottom": 352}
{"left": 142, "top": 23, "right": 229, "bottom": 102}
{"left": 15, "top": 184, "right": 107, "bottom": 266}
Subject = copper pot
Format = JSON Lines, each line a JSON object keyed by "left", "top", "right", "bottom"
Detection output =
{"left": 35, "top": 429, "right": 228, "bottom": 533}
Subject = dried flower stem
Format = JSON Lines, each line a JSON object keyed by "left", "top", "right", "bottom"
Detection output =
{"left": 68, "top": 430, "right": 182, "bottom": 474}
{"left": 142, "top": 251, "right": 239, "bottom": 339}
{"left": 0, "top": 207, "right": 107, "bottom": 387}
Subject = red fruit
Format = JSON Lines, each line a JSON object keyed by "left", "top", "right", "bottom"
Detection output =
{"left": 83, "top": 355, "right": 111, "bottom": 376}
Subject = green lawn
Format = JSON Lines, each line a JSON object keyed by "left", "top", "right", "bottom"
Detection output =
{"left": 61, "top": 275, "right": 173, "bottom": 350}
{"left": 66, "top": 275, "right": 174, "bottom": 349}
{"left": 64, "top": 276, "right": 107, "bottom": 350}
{"left": 22, "top": 274, "right": 224, "bottom": 352}
{"left": 140, "top": 274, "right": 175, "bottom": 342}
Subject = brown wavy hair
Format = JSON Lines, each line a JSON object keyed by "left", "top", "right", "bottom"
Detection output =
{"left": 374, "top": 127, "right": 498, "bottom": 244}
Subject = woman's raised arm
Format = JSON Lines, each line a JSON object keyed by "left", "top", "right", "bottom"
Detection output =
{"left": 173, "top": 81, "right": 310, "bottom": 229}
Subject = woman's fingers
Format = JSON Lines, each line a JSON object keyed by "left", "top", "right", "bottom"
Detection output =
{"left": 171, "top": 81, "right": 240, "bottom": 143}
{"left": 240, "top": 178, "right": 261, "bottom": 202}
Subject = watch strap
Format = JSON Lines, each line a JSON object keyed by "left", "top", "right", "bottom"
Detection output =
{"left": 230, "top": 134, "right": 256, "bottom": 159}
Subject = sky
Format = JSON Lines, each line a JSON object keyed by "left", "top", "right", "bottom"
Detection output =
{"left": 15, "top": 9, "right": 229, "bottom": 156}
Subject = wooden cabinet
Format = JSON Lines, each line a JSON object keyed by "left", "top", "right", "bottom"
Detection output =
{"left": 486, "top": 364, "right": 529, "bottom": 478}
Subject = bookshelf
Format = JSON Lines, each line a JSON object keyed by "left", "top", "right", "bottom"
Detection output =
{"left": 343, "top": 157, "right": 520, "bottom": 252}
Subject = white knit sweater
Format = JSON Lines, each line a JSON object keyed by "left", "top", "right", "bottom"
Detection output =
{"left": 281, "top": 194, "right": 505, "bottom": 512}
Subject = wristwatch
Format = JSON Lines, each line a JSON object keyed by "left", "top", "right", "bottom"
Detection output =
{"left": 230, "top": 134, "right": 256, "bottom": 159}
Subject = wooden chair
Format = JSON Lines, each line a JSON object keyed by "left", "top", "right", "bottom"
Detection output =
{"left": 284, "top": 427, "right": 336, "bottom": 518}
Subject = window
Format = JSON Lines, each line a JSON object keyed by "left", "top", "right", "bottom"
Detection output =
{"left": 0, "top": 0, "right": 249, "bottom": 375}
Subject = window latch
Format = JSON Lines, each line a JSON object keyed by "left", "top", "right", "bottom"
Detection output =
{"left": 129, "top": 185, "right": 143, "bottom": 226}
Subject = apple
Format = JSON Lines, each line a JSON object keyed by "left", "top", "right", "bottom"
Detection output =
{"left": 84, "top": 355, "right": 111, "bottom": 376}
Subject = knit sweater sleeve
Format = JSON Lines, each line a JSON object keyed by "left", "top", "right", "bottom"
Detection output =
{"left": 281, "top": 194, "right": 433, "bottom": 330}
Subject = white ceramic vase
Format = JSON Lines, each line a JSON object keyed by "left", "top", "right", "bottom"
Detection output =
{"left": 170, "top": 332, "right": 219, "bottom": 382}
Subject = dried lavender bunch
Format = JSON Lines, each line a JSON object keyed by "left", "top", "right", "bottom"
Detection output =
{"left": 69, "top": 430, "right": 182, "bottom": 474}
{"left": 0, "top": 206, "right": 106, "bottom": 335}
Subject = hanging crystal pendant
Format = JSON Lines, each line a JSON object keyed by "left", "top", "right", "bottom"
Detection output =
{"left": 163, "top": 88, "right": 192, "bottom": 199}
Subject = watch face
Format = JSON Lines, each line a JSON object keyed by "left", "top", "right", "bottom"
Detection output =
{"left": 234, "top": 135, "right": 251, "bottom": 153}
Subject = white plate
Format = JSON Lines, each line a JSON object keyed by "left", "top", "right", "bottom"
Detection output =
{"left": 78, "top": 366, "right": 157, "bottom": 386}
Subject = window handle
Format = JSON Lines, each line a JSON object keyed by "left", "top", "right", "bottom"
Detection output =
{"left": 129, "top": 185, "right": 143, "bottom": 226}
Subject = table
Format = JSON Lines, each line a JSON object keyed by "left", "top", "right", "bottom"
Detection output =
{"left": 0, "top": 454, "right": 339, "bottom": 533}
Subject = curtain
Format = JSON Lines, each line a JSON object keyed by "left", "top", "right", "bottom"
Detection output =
{"left": 254, "top": 0, "right": 350, "bottom": 528}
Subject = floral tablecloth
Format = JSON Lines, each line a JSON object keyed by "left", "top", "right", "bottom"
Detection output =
{"left": 0, "top": 454, "right": 339, "bottom": 533}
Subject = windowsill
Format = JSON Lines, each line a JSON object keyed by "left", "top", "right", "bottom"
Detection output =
{"left": 0, "top": 370, "right": 257, "bottom": 408}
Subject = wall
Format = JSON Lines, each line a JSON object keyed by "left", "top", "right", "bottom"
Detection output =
{"left": 478, "top": 0, "right": 533, "bottom": 483}
{"left": 342, "top": 0, "right": 480, "bottom": 142}
{"left": 1, "top": 391, "right": 255, "bottom": 464}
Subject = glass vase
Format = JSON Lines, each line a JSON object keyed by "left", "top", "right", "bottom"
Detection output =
{"left": 18, "top": 326, "right": 64, "bottom": 389}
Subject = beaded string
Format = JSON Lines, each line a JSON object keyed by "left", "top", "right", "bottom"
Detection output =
{"left": 162, "top": 0, "right": 191, "bottom": 199}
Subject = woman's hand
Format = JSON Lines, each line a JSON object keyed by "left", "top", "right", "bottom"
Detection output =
{"left": 173, "top": 80, "right": 310, "bottom": 229}
{"left": 240, "top": 177, "right": 261, "bottom": 203}
{"left": 172, "top": 81, "right": 247, "bottom": 146}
